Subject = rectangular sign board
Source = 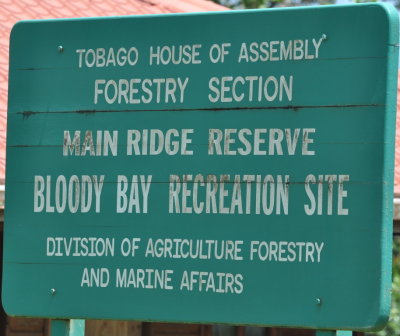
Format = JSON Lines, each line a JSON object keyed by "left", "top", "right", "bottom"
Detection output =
{"left": 3, "top": 3, "right": 399, "bottom": 331}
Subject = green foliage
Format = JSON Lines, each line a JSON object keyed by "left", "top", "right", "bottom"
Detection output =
{"left": 211, "top": 0, "right": 335, "bottom": 9}
{"left": 211, "top": 0, "right": 400, "bottom": 9}
{"left": 242, "top": 0, "right": 269, "bottom": 8}
{"left": 211, "top": 0, "right": 279, "bottom": 9}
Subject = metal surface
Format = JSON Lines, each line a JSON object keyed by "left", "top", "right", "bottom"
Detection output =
{"left": 50, "top": 320, "right": 85, "bottom": 336}
{"left": 3, "top": 3, "right": 399, "bottom": 331}
{"left": 316, "top": 331, "right": 352, "bottom": 336}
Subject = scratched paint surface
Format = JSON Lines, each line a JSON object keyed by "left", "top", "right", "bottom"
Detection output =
{"left": 3, "top": 4, "right": 399, "bottom": 331}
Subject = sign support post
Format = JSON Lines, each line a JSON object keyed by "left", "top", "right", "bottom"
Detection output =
{"left": 316, "top": 331, "right": 352, "bottom": 336}
{"left": 50, "top": 319, "right": 85, "bottom": 336}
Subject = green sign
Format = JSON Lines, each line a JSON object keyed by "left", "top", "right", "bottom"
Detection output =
{"left": 3, "top": 3, "right": 399, "bottom": 331}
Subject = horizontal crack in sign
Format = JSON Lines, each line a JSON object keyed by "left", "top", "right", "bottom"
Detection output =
{"left": 16, "top": 104, "right": 383, "bottom": 119}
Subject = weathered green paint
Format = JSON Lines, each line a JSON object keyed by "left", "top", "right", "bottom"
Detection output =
{"left": 2, "top": 3, "right": 399, "bottom": 331}
{"left": 50, "top": 320, "right": 85, "bottom": 336}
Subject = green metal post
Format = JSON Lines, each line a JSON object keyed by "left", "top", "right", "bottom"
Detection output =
{"left": 316, "top": 331, "right": 352, "bottom": 336}
{"left": 51, "top": 320, "right": 85, "bottom": 336}
{"left": 336, "top": 331, "right": 352, "bottom": 336}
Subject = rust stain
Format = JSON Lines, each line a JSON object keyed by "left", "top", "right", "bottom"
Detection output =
{"left": 16, "top": 67, "right": 66, "bottom": 71}
{"left": 76, "top": 110, "right": 97, "bottom": 115}
{"left": 9, "top": 144, "right": 60, "bottom": 148}
{"left": 21, "top": 111, "right": 38, "bottom": 119}
{"left": 17, "top": 68, "right": 38, "bottom": 71}
{"left": 9, "top": 145, "right": 33, "bottom": 148}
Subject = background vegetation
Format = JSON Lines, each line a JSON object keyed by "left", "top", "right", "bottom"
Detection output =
{"left": 211, "top": 0, "right": 399, "bottom": 9}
